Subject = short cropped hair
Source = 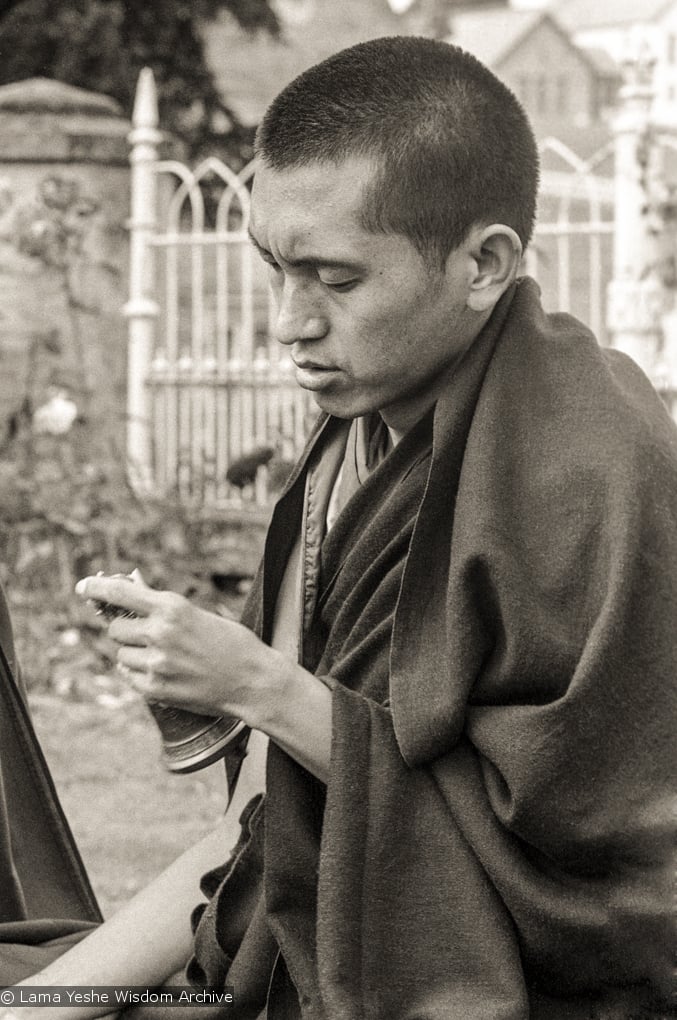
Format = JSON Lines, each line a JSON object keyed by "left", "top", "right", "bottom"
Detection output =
{"left": 255, "top": 36, "right": 540, "bottom": 267}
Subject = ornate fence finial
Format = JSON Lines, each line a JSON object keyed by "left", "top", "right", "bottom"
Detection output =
{"left": 132, "top": 67, "right": 159, "bottom": 133}
{"left": 620, "top": 30, "right": 656, "bottom": 97}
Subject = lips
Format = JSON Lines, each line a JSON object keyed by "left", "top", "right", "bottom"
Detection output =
{"left": 292, "top": 360, "right": 340, "bottom": 391}
{"left": 293, "top": 358, "right": 333, "bottom": 371}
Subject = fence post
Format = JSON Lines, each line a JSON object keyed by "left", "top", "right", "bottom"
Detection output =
{"left": 606, "top": 42, "right": 668, "bottom": 383}
{"left": 124, "top": 67, "right": 161, "bottom": 492}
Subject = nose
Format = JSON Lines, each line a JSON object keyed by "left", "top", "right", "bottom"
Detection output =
{"left": 273, "top": 278, "right": 329, "bottom": 347}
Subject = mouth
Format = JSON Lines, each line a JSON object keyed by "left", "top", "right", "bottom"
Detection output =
{"left": 292, "top": 360, "right": 341, "bottom": 391}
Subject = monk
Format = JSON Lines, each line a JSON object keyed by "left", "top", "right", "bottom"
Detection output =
{"left": 1, "top": 36, "right": 675, "bottom": 1019}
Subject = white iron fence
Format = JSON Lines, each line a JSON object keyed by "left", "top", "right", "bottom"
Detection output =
{"left": 528, "top": 138, "right": 615, "bottom": 348}
{"left": 147, "top": 154, "right": 310, "bottom": 507}
{"left": 125, "top": 70, "right": 311, "bottom": 509}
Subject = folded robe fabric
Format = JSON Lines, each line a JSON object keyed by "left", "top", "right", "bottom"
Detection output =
{"left": 0, "top": 581, "right": 101, "bottom": 980}
{"left": 195, "top": 277, "right": 677, "bottom": 1018}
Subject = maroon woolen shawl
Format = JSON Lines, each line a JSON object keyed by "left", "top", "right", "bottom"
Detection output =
{"left": 191, "top": 277, "right": 677, "bottom": 1019}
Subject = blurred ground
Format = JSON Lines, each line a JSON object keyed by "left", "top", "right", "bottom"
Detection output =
{"left": 28, "top": 688, "right": 232, "bottom": 918}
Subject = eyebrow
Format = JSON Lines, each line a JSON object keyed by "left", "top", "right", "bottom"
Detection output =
{"left": 247, "top": 227, "right": 364, "bottom": 272}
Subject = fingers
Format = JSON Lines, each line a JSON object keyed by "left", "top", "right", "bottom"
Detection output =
{"left": 117, "top": 661, "right": 155, "bottom": 697}
{"left": 116, "top": 660, "right": 188, "bottom": 709}
{"left": 106, "top": 615, "right": 147, "bottom": 644}
{"left": 75, "top": 574, "right": 161, "bottom": 617}
{"left": 117, "top": 643, "right": 164, "bottom": 675}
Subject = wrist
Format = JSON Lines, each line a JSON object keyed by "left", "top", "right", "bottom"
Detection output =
{"left": 240, "top": 646, "right": 300, "bottom": 733}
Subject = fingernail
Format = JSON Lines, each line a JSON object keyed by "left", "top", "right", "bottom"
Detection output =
{"left": 75, "top": 579, "right": 88, "bottom": 595}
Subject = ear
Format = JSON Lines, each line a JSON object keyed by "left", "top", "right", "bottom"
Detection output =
{"left": 465, "top": 224, "right": 523, "bottom": 313}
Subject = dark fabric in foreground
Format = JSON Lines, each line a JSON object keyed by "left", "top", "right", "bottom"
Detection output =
{"left": 0, "top": 581, "right": 101, "bottom": 983}
{"left": 191, "top": 278, "right": 677, "bottom": 1018}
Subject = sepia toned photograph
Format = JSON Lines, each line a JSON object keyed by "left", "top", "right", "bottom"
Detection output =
{"left": 0, "top": 1, "right": 675, "bottom": 1017}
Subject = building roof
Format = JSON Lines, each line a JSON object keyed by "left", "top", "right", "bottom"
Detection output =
{"left": 447, "top": 8, "right": 544, "bottom": 65}
{"left": 555, "top": 0, "right": 676, "bottom": 31}
{"left": 206, "top": 0, "right": 624, "bottom": 128}
{"left": 448, "top": 8, "right": 612, "bottom": 75}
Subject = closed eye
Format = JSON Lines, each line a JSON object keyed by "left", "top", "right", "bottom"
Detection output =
{"left": 321, "top": 277, "right": 358, "bottom": 292}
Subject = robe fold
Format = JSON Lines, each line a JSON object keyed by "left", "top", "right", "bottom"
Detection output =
{"left": 192, "top": 277, "right": 677, "bottom": 1018}
{"left": 0, "top": 582, "right": 101, "bottom": 982}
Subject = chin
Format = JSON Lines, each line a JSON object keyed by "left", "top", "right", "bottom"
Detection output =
{"left": 311, "top": 392, "right": 376, "bottom": 421}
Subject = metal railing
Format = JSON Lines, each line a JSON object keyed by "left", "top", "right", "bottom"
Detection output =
{"left": 125, "top": 69, "right": 311, "bottom": 508}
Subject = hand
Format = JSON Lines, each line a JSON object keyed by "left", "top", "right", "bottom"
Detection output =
{"left": 75, "top": 573, "right": 280, "bottom": 727}
{"left": 76, "top": 573, "right": 334, "bottom": 781}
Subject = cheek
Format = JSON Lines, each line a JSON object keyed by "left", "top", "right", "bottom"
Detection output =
{"left": 338, "top": 291, "right": 431, "bottom": 376}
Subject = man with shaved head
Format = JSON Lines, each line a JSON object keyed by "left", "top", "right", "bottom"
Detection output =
{"left": 2, "top": 35, "right": 675, "bottom": 1020}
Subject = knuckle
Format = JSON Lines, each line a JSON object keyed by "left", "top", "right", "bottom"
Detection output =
{"left": 148, "top": 616, "right": 172, "bottom": 644}
{"left": 150, "top": 647, "right": 168, "bottom": 673}
{"left": 161, "top": 591, "right": 187, "bottom": 625}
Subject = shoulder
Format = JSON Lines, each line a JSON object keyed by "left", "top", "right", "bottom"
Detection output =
{"left": 452, "top": 283, "right": 677, "bottom": 577}
{"left": 484, "top": 279, "right": 677, "bottom": 486}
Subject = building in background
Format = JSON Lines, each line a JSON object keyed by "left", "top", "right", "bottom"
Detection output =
{"left": 204, "top": 0, "right": 624, "bottom": 142}
{"left": 446, "top": 8, "right": 621, "bottom": 134}
{"left": 556, "top": 0, "right": 677, "bottom": 123}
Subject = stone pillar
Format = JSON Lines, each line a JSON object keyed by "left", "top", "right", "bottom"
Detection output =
{"left": 606, "top": 45, "right": 669, "bottom": 383}
{"left": 0, "top": 78, "right": 131, "bottom": 452}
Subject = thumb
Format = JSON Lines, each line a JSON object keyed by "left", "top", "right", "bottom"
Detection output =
{"left": 129, "top": 567, "right": 150, "bottom": 588}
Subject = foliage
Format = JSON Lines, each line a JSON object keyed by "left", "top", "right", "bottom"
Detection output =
{"left": 0, "top": 166, "right": 263, "bottom": 691}
{"left": 0, "top": 166, "right": 263, "bottom": 665}
{"left": 0, "top": 0, "right": 279, "bottom": 163}
{"left": 0, "top": 414, "right": 262, "bottom": 691}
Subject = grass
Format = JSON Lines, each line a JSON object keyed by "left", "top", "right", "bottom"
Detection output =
{"left": 28, "top": 690, "right": 231, "bottom": 919}
{"left": 8, "top": 536, "right": 259, "bottom": 921}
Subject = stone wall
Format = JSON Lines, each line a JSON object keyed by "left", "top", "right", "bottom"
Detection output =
{"left": 0, "top": 78, "right": 130, "bottom": 456}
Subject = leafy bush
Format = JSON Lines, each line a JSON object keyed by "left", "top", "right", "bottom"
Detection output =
{"left": 1, "top": 408, "right": 264, "bottom": 691}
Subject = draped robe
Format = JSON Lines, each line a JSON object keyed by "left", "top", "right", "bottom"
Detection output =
{"left": 190, "top": 278, "right": 677, "bottom": 1019}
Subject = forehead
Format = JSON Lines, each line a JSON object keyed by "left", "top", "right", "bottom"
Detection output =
{"left": 250, "top": 157, "right": 378, "bottom": 255}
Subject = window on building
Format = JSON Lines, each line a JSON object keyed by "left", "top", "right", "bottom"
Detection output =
{"left": 536, "top": 74, "right": 548, "bottom": 115}
{"left": 668, "top": 33, "right": 677, "bottom": 64}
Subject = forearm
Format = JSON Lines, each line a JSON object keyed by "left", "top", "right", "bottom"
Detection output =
{"left": 27, "top": 827, "right": 221, "bottom": 988}
{"left": 241, "top": 652, "right": 333, "bottom": 784}
{"left": 5, "top": 837, "right": 217, "bottom": 1020}
{"left": 9, "top": 731, "right": 268, "bottom": 1020}
{"left": 74, "top": 573, "right": 333, "bottom": 786}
